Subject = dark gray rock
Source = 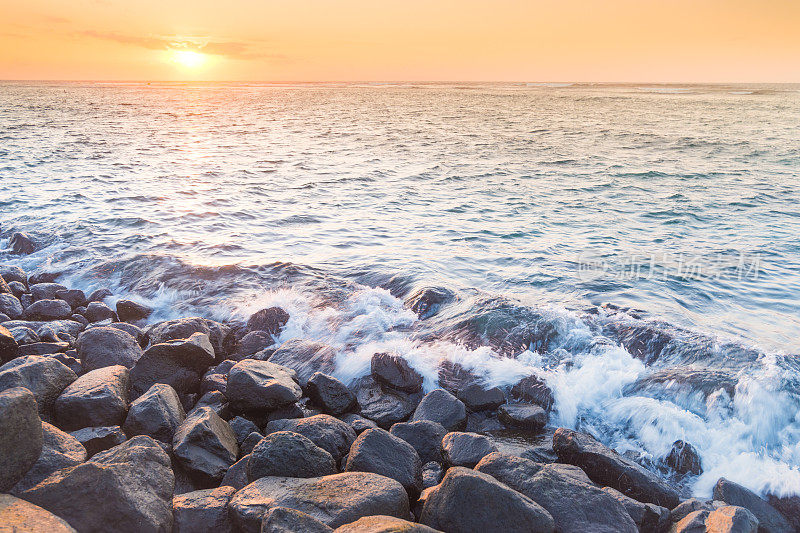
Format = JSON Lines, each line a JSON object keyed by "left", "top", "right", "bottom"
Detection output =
{"left": 308, "top": 372, "right": 356, "bottom": 415}
{"left": 172, "top": 486, "right": 235, "bottom": 533}
{"left": 498, "top": 403, "right": 548, "bottom": 430}
{"left": 670, "top": 498, "right": 715, "bottom": 524}
{"left": 55, "top": 289, "right": 86, "bottom": 309}
{"left": 18, "top": 341, "right": 70, "bottom": 355}
{"left": 465, "top": 411, "right": 505, "bottom": 433}
{"left": 191, "top": 390, "right": 232, "bottom": 420}
{"left": 355, "top": 376, "right": 421, "bottom": 429}
{"left": 261, "top": 506, "right": 334, "bottom": 533}
{"left": 10, "top": 422, "right": 86, "bottom": 495}
{"left": 226, "top": 359, "right": 302, "bottom": 412}
{"left": 9, "top": 325, "right": 38, "bottom": 344}
{"left": 767, "top": 494, "right": 800, "bottom": 532}
{"left": 371, "top": 352, "right": 423, "bottom": 393}
{"left": 24, "top": 299, "right": 73, "bottom": 321}
{"left": 173, "top": 406, "right": 238, "bottom": 482}
{"left": 0, "top": 264, "right": 27, "bottom": 284}
{"left": 228, "top": 472, "right": 410, "bottom": 532}
{"left": 345, "top": 428, "right": 422, "bottom": 494}
{"left": 70, "top": 425, "right": 127, "bottom": 457}
{"left": 389, "top": 420, "right": 446, "bottom": 464}
{"left": 116, "top": 299, "right": 153, "bottom": 322}
{"left": 421, "top": 461, "right": 443, "bottom": 489}
{"left": 240, "top": 431, "right": 263, "bottom": 456}
{"left": 713, "top": 477, "right": 792, "bottom": 533}
{"left": 54, "top": 365, "right": 130, "bottom": 430}
{"left": 10, "top": 232, "right": 36, "bottom": 254}
{"left": 30, "top": 283, "right": 66, "bottom": 302}
{"left": 149, "top": 332, "right": 215, "bottom": 371}
{"left": 335, "top": 515, "right": 440, "bottom": 533}
{"left": 0, "top": 355, "right": 77, "bottom": 418}
{"left": 0, "top": 293, "right": 23, "bottom": 319}
{"left": 84, "top": 301, "right": 118, "bottom": 322}
{"left": 0, "top": 324, "right": 19, "bottom": 363}
{"left": 340, "top": 413, "right": 379, "bottom": 434}
{"left": 87, "top": 321, "right": 148, "bottom": 347}
{"left": 233, "top": 330, "right": 274, "bottom": 359}
{"left": 76, "top": 326, "right": 143, "bottom": 371}
{"left": 511, "top": 374, "right": 554, "bottom": 411}
{"left": 246, "top": 306, "right": 289, "bottom": 335}
{"left": 475, "top": 452, "right": 637, "bottom": 533}
{"left": 248, "top": 430, "right": 337, "bottom": 480}
{"left": 87, "top": 287, "right": 111, "bottom": 303}
{"left": 265, "top": 414, "right": 356, "bottom": 461}
{"left": 705, "top": 505, "right": 759, "bottom": 533}
{"left": 441, "top": 431, "right": 497, "bottom": 467}
{"left": 0, "top": 494, "right": 77, "bottom": 532}
{"left": 666, "top": 440, "right": 703, "bottom": 475}
{"left": 601, "top": 487, "right": 670, "bottom": 532}
{"left": 220, "top": 454, "right": 250, "bottom": 490}
{"left": 0, "top": 387, "right": 43, "bottom": 491}
{"left": 201, "top": 363, "right": 231, "bottom": 395}
{"left": 456, "top": 383, "right": 505, "bottom": 412}
{"left": 20, "top": 435, "right": 174, "bottom": 533}
{"left": 268, "top": 338, "right": 338, "bottom": 386}
{"left": 411, "top": 389, "right": 466, "bottom": 431}
{"left": 553, "top": 428, "right": 680, "bottom": 508}
{"left": 229, "top": 415, "right": 260, "bottom": 445}
{"left": 147, "top": 317, "right": 229, "bottom": 360}
{"left": 123, "top": 383, "right": 186, "bottom": 443}
{"left": 28, "top": 273, "right": 59, "bottom": 285}
{"left": 8, "top": 280, "right": 26, "bottom": 297}
{"left": 420, "top": 467, "right": 554, "bottom": 533}
{"left": 404, "top": 286, "right": 455, "bottom": 319}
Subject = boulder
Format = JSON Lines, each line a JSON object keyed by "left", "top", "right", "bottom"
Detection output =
{"left": 8, "top": 280, "right": 26, "bottom": 297}
{"left": 84, "top": 301, "right": 118, "bottom": 322}
{"left": 411, "top": 389, "right": 466, "bottom": 431}
{"left": 55, "top": 289, "right": 86, "bottom": 309}
{"left": 240, "top": 431, "right": 263, "bottom": 456}
{"left": 340, "top": 413, "right": 379, "bottom": 434}
{"left": 420, "top": 467, "right": 554, "bottom": 533}
{"left": 10, "top": 422, "right": 87, "bottom": 495}
{"left": 371, "top": 352, "right": 424, "bottom": 393}
{"left": 498, "top": 403, "right": 548, "bottom": 430}
{"left": 404, "top": 286, "right": 455, "bottom": 319}
{"left": 456, "top": 383, "right": 505, "bottom": 412}
{"left": 766, "top": 494, "right": 800, "bottom": 532}
{"left": 30, "top": 283, "right": 67, "bottom": 302}
{"left": 226, "top": 359, "right": 302, "bottom": 412}
{"left": 601, "top": 487, "right": 670, "bottom": 532}
{"left": 0, "top": 387, "right": 43, "bottom": 491}
{"left": 335, "top": 515, "right": 441, "bottom": 532}
{"left": 265, "top": 414, "right": 356, "bottom": 461}
{"left": 229, "top": 415, "right": 261, "bottom": 445}
{"left": 9, "top": 325, "right": 38, "bottom": 344}
{"left": 70, "top": 425, "right": 127, "bottom": 457}
{"left": 475, "top": 453, "right": 637, "bottom": 533}
{"left": 552, "top": 428, "right": 680, "bottom": 508}
{"left": 232, "top": 330, "right": 274, "bottom": 359}
{"left": 246, "top": 306, "right": 290, "bottom": 335}
{"left": 510, "top": 374, "right": 554, "bottom": 411}
{"left": 86, "top": 321, "right": 148, "bottom": 347}
{"left": 123, "top": 383, "right": 186, "bottom": 443}
{"left": 0, "top": 264, "right": 27, "bottom": 284}
{"left": 228, "top": 472, "right": 410, "bottom": 532}
{"left": 0, "top": 324, "right": 20, "bottom": 362}
{"left": 247, "top": 431, "right": 337, "bottom": 480}
{"left": 706, "top": 505, "right": 759, "bottom": 533}
{"left": 87, "top": 287, "right": 112, "bottom": 303}
{"left": 172, "top": 486, "right": 236, "bottom": 533}
{"left": 20, "top": 436, "right": 174, "bottom": 533}
{"left": 220, "top": 455, "right": 250, "bottom": 490}
{"left": 147, "top": 317, "right": 229, "bottom": 359}
{"left": 355, "top": 376, "right": 421, "bottom": 428}
{"left": 0, "top": 494, "right": 76, "bottom": 532}
{"left": 441, "top": 432, "right": 497, "bottom": 467}
{"left": 147, "top": 332, "right": 215, "bottom": 371}
{"left": 345, "top": 428, "right": 422, "bottom": 494}
{"left": 672, "top": 510, "right": 711, "bottom": 533}
{"left": 18, "top": 341, "right": 70, "bottom": 355}
{"left": 713, "top": 478, "right": 792, "bottom": 533}
{"left": 173, "top": 406, "right": 238, "bottom": 482}
{"left": 24, "top": 299, "right": 73, "bottom": 321}
{"left": 10, "top": 232, "right": 36, "bottom": 254}
{"left": 116, "top": 299, "right": 153, "bottom": 322}
{"left": 262, "top": 507, "right": 334, "bottom": 533}
{"left": 0, "top": 293, "right": 23, "bottom": 319}
{"left": 307, "top": 372, "right": 357, "bottom": 415}
{"left": 0, "top": 355, "right": 77, "bottom": 418}
{"left": 389, "top": 420, "right": 447, "bottom": 464}
{"left": 76, "top": 326, "right": 143, "bottom": 371}
{"left": 268, "top": 339, "right": 338, "bottom": 386}
{"left": 666, "top": 440, "right": 703, "bottom": 475}
{"left": 54, "top": 365, "right": 130, "bottom": 430}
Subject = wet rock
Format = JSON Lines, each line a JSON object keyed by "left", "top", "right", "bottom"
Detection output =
{"left": 0, "top": 324, "right": 19, "bottom": 363}
{"left": 706, "top": 505, "right": 759, "bottom": 533}
{"left": 345, "top": 428, "right": 422, "bottom": 494}
{"left": 229, "top": 415, "right": 260, "bottom": 445}
{"left": 70, "top": 425, "right": 127, "bottom": 457}
{"left": 123, "top": 383, "right": 186, "bottom": 443}
{"left": 18, "top": 341, "right": 70, "bottom": 355}
{"left": 84, "top": 301, "right": 118, "bottom": 322}
{"left": 87, "top": 287, "right": 112, "bottom": 302}
{"left": 672, "top": 509, "right": 711, "bottom": 533}
{"left": 0, "top": 355, "right": 77, "bottom": 418}
{"left": 465, "top": 411, "right": 505, "bottom": 433}
{"left": 553, "top": 428, "right": 680, "bottom": 508}
{"left": 148, "top": 317, "right": 229, "bottom": 359}
{"left": 420, "top": 467, "right": 554, "bottom": 533}
{"left": 76, "top": 326, "right": 143, "bottom": 371}
{"left": 220, "top": 454, "right": 250, "bottom": 490}
{"left": 10, "top": 422, "right": 86, "bottom": 495}
{"left": 335, "top": 515, "right": 441, "bottom": 533}
{"left": 340, "top": 413, "right": 379, "bottom": 434}
{"left": 666, "top": 440, "right": 703, "bottom": 475}
{"left": 308, "top": 371, "right": 357, "bottom": 415}
{"left": 262, "top": 506, "right": 334, "bottom": 533}
{"left": 265, "top": 414, "right": 356, "bottom": 461}
{"left": 389, "top": 420, "right": 447, "bottom": 464}
{"left": 510, "top": 374, "right": 554, "bottom": 411}
{"left": 246, "top": 306, "right": 290, "bottom": 335}
{"left": 355, "top": 376, "right": 421, "bottom": 428}
{"left": 268, "top": 339, "right": 338, "bottom": 386}
{"left": 8, "top": 280, "right": 26, "bottom": 297}
{"left": 248, "top": 430, "right": 337, "bottom": 480}
{"left": 55, "top": 289, "right": 86, "bottom": 309}
{"left": 766, "top": 494, "right": 800, "bottom": 532}
{"left": 0, "top": 387, "right": 43, "bottom": 491}
{"left": 421, "top": 461, "right": 443, "bottom": 489}
{"left": 116, "top": 299, "right": 152, "bottom": 322}
{"left": 601, "top": 487, "right": 670, "bottom": 532}
{"left": 0, "top": 494, "right": 76, "bottom": 532}
{"left": 173, "top": 406, "right": 238, "bottom": 482}
{"left": 20, "top": 435, "right": 174, "bottom": 533}
{"left": 442, "top": 432, "right": 497, "bottom": 467}
{"left": 0, "top": 312, "right": 10, "bottom": 321}
{"left": 498, "top": 403, "right": 548, "bottom": 430}
{"left": 411, "top": 389, "right": 466, "bottom": 431}
{"left": 54, "top": 365, "right": 130, "bottom": 430}
{"left": 10, "top": 231, "right": 36, "bottom": 254}
{"left": 129, "top": 333, "right": 216, "bottom": 400}
{"left": 24, "top": 299, "right": 73, "bottom": 321}
{"left": 172, "top": 486, "right": 235, "bottom": 533}
{"left": 0, "top": 264, "right": 27, "bottom": 285}
{"left": 713, "top": 478, "right": 792, "bottom": 533}
{"left": 232, "top": 330, "right": 273, "bottom": 359}
{"left": 30, "top": 283, "right": 66, "bottom": 302}
{"left": 228, "top": 472, "right": 410, "bottom": 532}
{"left": 456, "top": 383, "right": 505, "bottom": 412}
{"left": 0, "top": 293, "right": 23, "bottom": 319}
{"left": 371, "top": 352, "right": 424, "bottom": 393}
{"left": 404, "top": 286, "right": 455, "bottom": 319}
{"left": 226, "top": 359, "right": 302, "bottom": 412}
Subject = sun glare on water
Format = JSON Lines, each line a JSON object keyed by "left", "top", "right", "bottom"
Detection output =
{"left": 170, "top": 50, "right": 206, "bottom": 69}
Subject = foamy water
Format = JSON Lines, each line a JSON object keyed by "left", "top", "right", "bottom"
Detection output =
{"left": 2, "top": 81, "right": 800, "bottom": 498}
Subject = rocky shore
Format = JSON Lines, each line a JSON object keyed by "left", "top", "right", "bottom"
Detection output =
{"left": 0, "top": 253, "right": 797, "bottom": 532}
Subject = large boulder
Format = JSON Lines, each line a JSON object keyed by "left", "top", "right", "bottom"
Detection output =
{"left": 246, "top": 307, "right": 289, "bottom": 335}
{"left": 706, "top": 505, "right": 759, "bottom": 533}
{"left": 116, "top": 299, "right": 153, "bottom": 322}
{"left": 20, "top": 436, "right": 175, "bottom": 533}
{"left": 552, "top": 428, "right": 680, "bottom": 508}
{"left": 0, "top": 494, "right": 76, "bottom": 532}
{"left": 498, "top": 403, "right": 548, "bottom": 431}
{"left": 173, "top": 406, "right": 238, "bottom": 482}
{"left": 411, "top": 389, "right": 466, "bottom": 431}
{"left": 0, "top": 355, "right": 77, "bottom": 418}
{"left": 335, "top": 515, "right": 440, "bottom": 532}
{"left": 262, "top": 507, "right": 334, "bottom": 533}
{"left": 220, "top": 455, "right": 250, "bottom": 491}
{"left": 713, "top": 478, "right": 792, "bottom": 533}
{"left": 84, "top": 301, "right": 117, "bottom": 323}
{"left": 228, "top": 472, "right": 411, "bottom": 532}
{"left": 226, "top": 359, "right": 302, "bottom": 412}
{"left": 123, "top": 383, "right": 186, "bottom": 443}
{"left": 247, "top": 431, "right": 337, "bottom": 481}
{"left": 455, "top": 383, "right": 505, "bottom": 412}
{"left": 510, "top": 374, "right": 554, "bottom": 411}
{"left": 172, "top": 486, "right": 235, "bottom": 533}
{"left": 355, "top": 376, "right": 421, "bottom": 428}
{"left": 30, "top": 283, "right": 67, "bottom": 302}
{"left": 129, "top": 333, "right": 216, "bottom": 400}
{"left": 0, "top": 323, "right": 19, "bottom": 363}
{"left": 345, "top": 428, "right": 422, "bottom": 494}
{"left": 371, "top": 352, "right": 424, "bottom": 393}
{"left": 55, "top": 289, "right": 86, "bottom": 309}
{"left": 147, "top": 317, "right": 229, "bottom": 359}
{"left": 54, "top": 365, "right": 130, "bottom": 430}
{"left": 265, "top": 414, "right": 356, "bottom": 461}
{"left": 420, "top": 467, "right": 554, "bottom": 533}
{"left": 268, "top": 339, "right": 338, "bottom": 386}
{"left": 23, "top": 299, "right": 73, "bottom": 321}
{"left": 389, "top": 420, "right": 447, "bottom": 464}
{"left": 0, "top": 387, "right": 43, "bottom": 491}
{"left": 76, "top": 326, "right": 143, "bottom": 371}
{"left": 307, "top": 372, "right": 356, "bottom": 415}
{"left": 441, "top": 432, "right": 497, "bottom": 467}
{"left": 0, "top": 293, "right": 23, "bottom": 319}
{"left": 0, "top": 264, "right": 27, "bottom": 284}
{"left": 475, "top": 452, "right": 638, "bottom": 533}
{"left": 10, "top": 422, "right": 87, "bottom": 495}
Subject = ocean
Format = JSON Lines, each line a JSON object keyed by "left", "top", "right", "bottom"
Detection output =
{"left": 2, "top": 81, "right": 800, "bottom": 498}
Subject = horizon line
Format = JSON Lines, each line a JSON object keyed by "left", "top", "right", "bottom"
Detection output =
{"left": 2, "top": 79, "right": 799, "bottom": 85}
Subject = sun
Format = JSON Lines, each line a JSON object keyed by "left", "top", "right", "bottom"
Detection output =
{"left": 170, "top": 50, "right": 207, "bottom": 69}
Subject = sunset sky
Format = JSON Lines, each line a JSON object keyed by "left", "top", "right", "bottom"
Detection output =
{"left": 1, "top": 0, "right": 799, "bottom": 82}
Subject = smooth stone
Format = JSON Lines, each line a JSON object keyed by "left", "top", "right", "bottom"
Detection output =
{"left": 601, "top": 486, "right": 670, "bottom": 532}
{"left": 55, "top": 289, "right": 86, "bottom": 309}
{"left": 123, "top": 383, "right": 186, "bottom": 443}
{"left": 340, "top": 413, "right": 379, "bottom": 434}
{"left": 10, "top": 232, "right": 36, "bottom": 254}
{"left": 455, "top": 383, "right": 505, "bottom": 412}
{"left": 0, "top": 265, "right": 27, "bottom": 284}
{"left": 265, "top": 414, "right": 356, "bottom": 461}
{"left": 261, "top": 507, "right": 334, "bottom": 533}
{"left": 345, "top": 428, "right": 422, "bottom": 494}
{"left": 173, "top": 406, "right": 238, "bottom": 482}
{"left": 498, "top": 403, "right": 548, "bottom": 431}
{"left": 389, "top": 420, "right": 447, "bottom": 464}
{"left": 0, "top": 355, "right": 77, "bottom": 418}
{"left": 0, "top": 323, "right": 18, "bottom": 362}
{"left": 30, "top": 283, "right": 66, "bottom": 302}
{"left": 54, "top": 365, "right": 130, "bottom": 430}
{"left": 84, "top": 301, "right": 118, "bottom": 322}
{"left": 8, "top": 280, "right": 26, "bottom": 297}
{"left": 713, "top": 477, "right": 792, "bottom": 533}
{"left": 233, "top": 330, "right": 274, "bottom": 359}
{"left": 18, "top": 341, "right": 70, "bottom": 355}
{"left": 0, "top": 293, "right": 23, "bottom": 319}
{"left": 307, "top": 371, "right": 357, "bottom": 415}
{"left": 116, "top": 299, "right": 153, "bottom": 322}
{"left": 334, "top": 515, "right": 440, "bottom": 533}
{"left": 355, "top": 376, "right": 421, "bottom": 429}
{"left": 0, "top": 387, "right": 43, "bottom": 491}
{"left": 226, "top": 359, "right": 302, "bottom": 412}
{"left": 70, "top": 425, "right": 127, "bottom": 457}
{"left": 411, "top": 389, "right": 466, "bottom": 431}
{"left": 10, "top": 422, "right": 87, "bottom": 495}
{"left": 85, "top": 321, "right": 148, "bottom": 347}
{"left": 172, "top": 486, "right": 236, "bottom": 533}
{"left": 0, "top": 494, "right": 76, "bottom": 532}
{"left": 510, "top": 374, "right": 555, "bottom": 411}
{"left": 247, "top": 430, "right": 337, "bottom": 481}
{"left": 371, "top": 352, "right": 424, "bottom": 393}
{"left": 87, "top": 288, "right": 112, "bottom": 303}
{"left": 147, "top": 317, "right": 229, "bottom": 360}
{"left": 145, "top": 332, "right": 216, "bottom": 371}
{"left": 441, "top": 432, "right": 497, "bottom": 467}
{"left": 76, "top": 326, "right": 143, "bottom": 371}
{"left": 246, "top": 307, "right": 289, "bottom": 335}
{"left": 24, "top": 299, "right": 73, "bottom": 321}
{"left": 268, "top": 338, "right": 338, "bottom": 386}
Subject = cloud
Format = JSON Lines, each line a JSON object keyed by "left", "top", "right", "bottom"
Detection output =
{"left": 79, "top": 31, "right": 275, "bottom": 60}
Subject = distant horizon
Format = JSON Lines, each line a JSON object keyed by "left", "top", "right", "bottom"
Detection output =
{"left": 2, "top": 79, "right": 799, "bottom": 86}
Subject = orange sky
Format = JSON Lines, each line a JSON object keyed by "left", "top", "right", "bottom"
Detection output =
{"left": 1, "top": 0, "right": 799, "bottom": 82}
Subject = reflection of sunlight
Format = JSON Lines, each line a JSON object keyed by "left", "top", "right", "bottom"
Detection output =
{"left": 169, "top": 50, "right": 207, "bottom": 69}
